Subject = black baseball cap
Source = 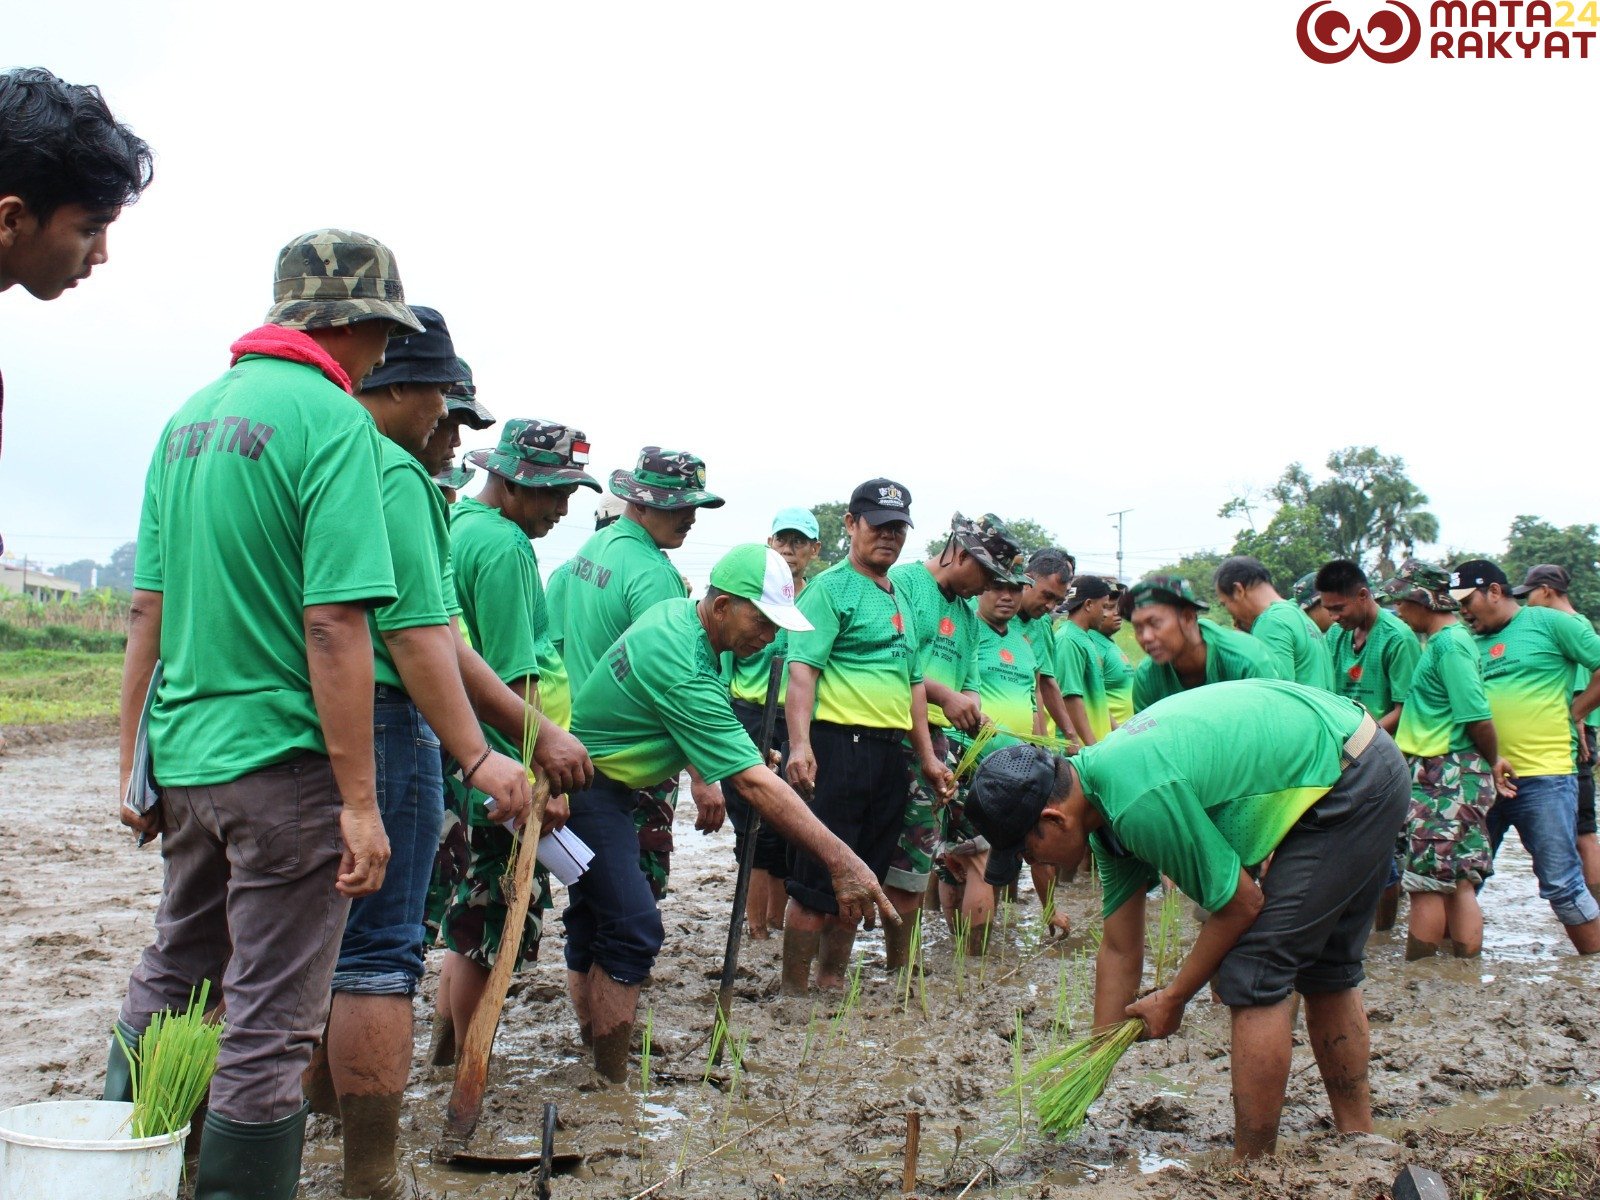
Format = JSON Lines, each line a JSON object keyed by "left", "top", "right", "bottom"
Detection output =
{"left": 1064, "top": 575, "right": 1112, "bottom": 613}
{"left": 967, "top": 743, "right": 1063, "bottom": 873}
{"left": 1449, "top": 559, "right": 1509, "bottom": 602}
{"left": 1511, "top": 564, "right": 1571, "bottom": 597}
{"left": 848, "top": 477, "right": 914, "bottom": 527}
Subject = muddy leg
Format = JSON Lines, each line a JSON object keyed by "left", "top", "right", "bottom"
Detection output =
{"left": 1566, "top": 915, "right": 1600, "bottom": 955}
{"left": 327, "top": 993, "right": 415, "bottom": 1199}
{"left": 587, "top": 964, "right": 640, "bottom": 1083}
{"left": 1372, "top": 882, "right": 1401, "bottom": 932}
{"left": 1443, "top": 884, "right": 1483, "bottom": 957}
{"left": 1229, "top": 997, "right": 1295, "bottom": 1159}
{"left": 1302, "top": 988, "right": 1373, "bottom": 1136}
{"left": 1406, "top": 892, "right": 1445, "bottom": 960}
{"left": 567, "top": 967, "right": 593, "bottom": 1045}
{"left": 302, "top": 1037, "right": 338, "bottom": 1117}
{"left": 883, "top": 886, "right": 922, "bottom": 971}
{"left": 817, "top": 919, "right": 857, "bottom": 989}
{"left": 428, "top": 957, "right": 457, "bottom": 1067}
{"left": 1580, "top": 833, "right": 1600, "bottom": 900}
{"left": 746, "top": 870, "right": 775, "bottom": 940}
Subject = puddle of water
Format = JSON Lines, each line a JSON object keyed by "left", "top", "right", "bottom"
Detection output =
{"left": 1377, "top": 1081, "right": 1592, "bottom": 1136}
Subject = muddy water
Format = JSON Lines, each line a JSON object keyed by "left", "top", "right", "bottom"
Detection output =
{"left": 3, "top": 740, "right": 1598, "bottom": 1199}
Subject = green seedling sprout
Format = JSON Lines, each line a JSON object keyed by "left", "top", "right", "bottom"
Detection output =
{"left": 116, "top": 980, "right": 224, "bottom": 1140}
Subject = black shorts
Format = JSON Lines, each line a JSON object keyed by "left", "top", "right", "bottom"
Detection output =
{"left": 1577, "top": 725, "right": 1597, "bottom": 837}
{"left": 1213, "top": 727, "right": 1411, "bottom": 1007}
{"left": 725, "top": 698, "right": 792, "bottom": 877}
{"left": 786, "top": 721, "right": 910, "bottom": 916}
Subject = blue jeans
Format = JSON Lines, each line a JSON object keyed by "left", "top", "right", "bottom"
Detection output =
{"left": 562, "top": 772, "right": 665, "bottom": 985}
{"left": 1487, "top": 773, "right": 1600, "bottom": 927}
{"left": 332, "top": 690, "right": 445, "bottom": 995}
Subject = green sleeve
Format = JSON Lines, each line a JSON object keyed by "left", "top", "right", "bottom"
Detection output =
{"left": 1384, "top": 626, "right": 1421, "bottom": 704}
{"left": 1234, "top": 637, "right": 1281, "bottom": 680}
{"left": 1131, "top": 662, "right": 1159, "bottom": 713}
{"left": 462, "top": 541, "right": 542, "bottom": 685}
{"left": 788, "top": 581, "right": 841, "bottom": 670}
{"left": 1253, "top": 613, "right": 1298, "bottom": 681}
{"left": 1053, "top": 629, "right": 1090, "bottom": 699}
{"left": 1091, "top": 831, "right": 1160, "bottom": 919}
{"left": 1108, "top": 779, "right": 1244, "bottom": 915}
{"left": 1554, "top": 611, "right": 1600, "bottom": 674}
{"left": 1438, "top": 640, "right": 1491, "bottom": 725}
{"left": 626, "top": 559, "right": 687, "bottom": 624}
{"left": 133, "top": 440, "right": 164, "bottom": 591}
{"left": 300, "top": 423, "right": 396, "bottom": 608}
{"left": 373, "top": 467, "right": 450, "bottom": 633}
{"left": 545, "top": 564, "right": 570, "bottom": 653}
{"left": 640, "top": 648, "right": 764, "bottom": 785}
{"left": 963, "top": 610, "right": 981, "bottom": 694}
{"left": 1031, "top": 625, "right": 1056, "bottom": 679}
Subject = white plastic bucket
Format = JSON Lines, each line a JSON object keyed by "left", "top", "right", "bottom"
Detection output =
{"left": 0, "top": 1100, "right": 187, "bottom": 1200}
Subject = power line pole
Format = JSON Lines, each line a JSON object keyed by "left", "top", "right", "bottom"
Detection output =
{"left": 1107, "top": 509, "right": 1132, "bottom": 583}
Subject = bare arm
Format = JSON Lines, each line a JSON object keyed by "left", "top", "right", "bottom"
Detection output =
{"left": 1573, "top": 667, "right": 1600, "bottom": 725}
{"left": 908, "top": 682, "right": 954, "bottom": 801}
{"left": 1464, "top": 717, "right": 1515, "bottom": 798}
{"left": 1036, "top": 676, "right": 1079, "bottom": 749}
{"left": 304, "top": 603, "right": 389, "bottom": 897}
{"left": 1378, "top": 703, "right": 1403, "bottom": 734}
{"left": 117, "top": 589, "right": 163, "bottom": 834}
{"left": 924, "top": 679, "right": 981, "bottom": 734}
{"left": 1126, "top": 871, "right": 1264, "bottom": 1039}
{"left": 1093, "top": 892, "right": 1146, "bottom": 1030}
{"left": 785, "top": 662, "right": 820, "bottom": 796}
{"left": 730, "top": 764, "right": 896, "bottom": 927}
{"left": 1062, "top": 694, "right": 1098, "bottom": 747}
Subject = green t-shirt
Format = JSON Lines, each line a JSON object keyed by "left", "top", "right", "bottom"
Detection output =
{"left": 1393, "top": 622, "right": 1490, "bottom": 758}
{"left": 135, "top": 354, "right": 397, "bottom": 786}
{"left": 1565, "top": 612, "right": 1600, "bottom": 729}
{"left": 571, "top": 598, "right": 765, "bottom": 788}
{"left": 1251, "top": 600, "right": 1335, "bottom": 692}
{"left": 1131, "top": 618, "right": 1279, "bottom": 713}
{"left": 950, "top": 615, "right": 1039, "bottom": 758}
{"left": 1325, "top": 607, "right": 1420, "bottom": 719}
{"left": 537, "top": 636, "right": 572, "bottom": 731}
{"left": 558, "top": 517, "right": 686, "bottom": 694}
{"left": 1053, "top": 620, "right": 1112, "bottom": 741}
{"left": 788, "top": 559, "right": 922, "bottom": 730}
{"left": 1090, "top": 628, "right": 1135, "bottom": 726}
{"left": 888, "top": 561, "right": 980, "bottom": 727}
{"left": 1016, "top": 613, "right": 1056, "bottom": 680}
{"left": 545, "top": 559, "right": 571, "bottom": 657}
{"left": 1077, "top": 679, "right": 1367, "bottom": 917}
{"left": 369, "top": 439, "right": 455, "bottom": 690}
{"left": 1475, "top": 605, "right": 1600, "bottom": 777}
{"left": 730, "top": 631, "right": 790, "bottom": 708}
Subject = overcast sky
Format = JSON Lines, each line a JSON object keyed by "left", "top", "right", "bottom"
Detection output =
{"left": 3, "top": 2, "right": 1595, "bottom": 587}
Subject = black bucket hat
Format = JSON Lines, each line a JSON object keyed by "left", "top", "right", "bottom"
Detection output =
{"left": 362, "top": 306, "right": 469, "bottom": 390}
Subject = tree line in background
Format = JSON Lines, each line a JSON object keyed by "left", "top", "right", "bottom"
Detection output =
{"left": 51, "top": 541, "right": 137, "bottom": 593}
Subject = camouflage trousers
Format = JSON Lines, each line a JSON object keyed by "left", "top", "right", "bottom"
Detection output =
{"left": 633, "top": 778, "right": 680, "bottom": 901}
{"left": 1402, "top": 750, "right": 1496, "bottom": 893}
{"left": 888, "top": 732, "right": 947, "bottom": 894}
{"left": 934, "top": 771, "right": 990, "bottom": 887}
{"left": 426, "top": 778, "right": 552, "bottom": 971}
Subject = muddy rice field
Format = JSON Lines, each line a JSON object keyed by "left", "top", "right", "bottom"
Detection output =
{"left": 3, "top": 734, "right": 1598, "bottom": 1198}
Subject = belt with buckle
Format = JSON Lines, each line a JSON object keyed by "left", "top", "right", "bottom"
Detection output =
{"left": 1340, "top": 712, "right": 1379, "bottom": 768}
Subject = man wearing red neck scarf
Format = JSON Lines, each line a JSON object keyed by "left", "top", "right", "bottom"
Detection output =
{"left": 107, "top": 229, "right": 423, "bottom": 1200}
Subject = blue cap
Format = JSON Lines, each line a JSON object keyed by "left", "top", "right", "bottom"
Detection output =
{"left": 771, "top": 506, "right": 820, "bottom": 540}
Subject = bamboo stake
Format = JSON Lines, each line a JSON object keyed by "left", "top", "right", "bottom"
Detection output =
{"left": 901, "top": 1110, "right": 921, "bottom": 1194}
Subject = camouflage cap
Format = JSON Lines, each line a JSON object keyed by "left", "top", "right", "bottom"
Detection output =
{"left": 1380, "top": 558, "right": 1457, "bottom": 612}
{"left": 610, "top": 447, "right": 724, "bottom": 510}
{"left": 951, "top": 512, "right": 1027, "bottom": 584}
{"left": 443, "top": 359, "right": 494, "bottom": 429}
{"left": 264, "top": 228, "right": 424, "bottom": 336}
{"left": 433, "top": 464, "right": 476, "bottom": 492}
{"left": 466, "top": 419, "right": 601, "bottom": 491}
{"left": 1291, "top": 572, "right": 1321, "bottom": 611}
{"left": 1129, "top": 573, "right": 1205, "bottom": 611}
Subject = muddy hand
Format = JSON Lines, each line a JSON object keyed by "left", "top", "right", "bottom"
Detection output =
{"left": 1125, "top": 988, "right": 1183, "bottom": 1040}
{"left": 534, "top": 723, "right": 593, "bottom": 796}
{"left": 831, "top": 863, "right": 899, "bottom": 929}
{"left": 786, "top": 743, "right": 817, "bottom": 798}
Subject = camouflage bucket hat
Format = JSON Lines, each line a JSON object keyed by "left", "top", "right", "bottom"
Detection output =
{"left": 1380, "top": 558, "right": 1458, "bottom": 612}
{"left": 264, "top": 228, "right": 424, "bottom": 336}
{"left": 1130, "top": 573, "right": 1205, "bottom": 611}
{"left": 466, "top": 419, "right": 602, "bottom": 490}
{"left": 442, "top": 359, "right": 494, "bottom": 430}
{"left": 610, "top": 447, "right": 724, "bottom": 510}
{"left": 1291, "top": 572, "right": 1321, "bottom": 611}
{"left": 951, "top": 512, "right": 1027, "bottom": 584}
{"left": 433, "top": 464, "right": 476, "bottom": 492}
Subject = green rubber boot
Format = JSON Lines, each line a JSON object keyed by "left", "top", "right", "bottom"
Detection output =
{"left": 102, "top": 1021, "right": 141, "bottom": 1103}
{"left": 192, "top": 1103, "right": 308, "bottom": 1200}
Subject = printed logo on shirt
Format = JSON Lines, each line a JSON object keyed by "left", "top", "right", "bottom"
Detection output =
{"left": 1490, "top": 642, "right": 1507, "bottom": 658}
{"left": 164, "top": 416, "right": 277, "bottom": 464}
{"left": 999, "top": 648, "right": 1015, "bottom": 665}
{"left": 1348, "top": 664, "right": 1364, "bottom": 681}
{"left": 607, "top": 640, "right": 632, "bottom": 683}
{"left": 1123, "top": 714, "right": 1158, "bottom": 736}
{"left": 572, "top": 555, "right": 612, "bottom": 589}
{"left": 891, "top": 612, "right": 905, "bottom": 633}
{"left": 938, "top": 616, "right": 956, "bottom": 637}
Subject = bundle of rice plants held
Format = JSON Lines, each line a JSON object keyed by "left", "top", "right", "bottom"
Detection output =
{"left": 114, "top": 980, "right": 224, "bottom": 1137}
{"left": 1012, "top": 1018, "right": 1142, "bottom": 1138}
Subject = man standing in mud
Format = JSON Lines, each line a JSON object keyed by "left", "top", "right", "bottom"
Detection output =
{"left": 782, "top": 479, "right": 949, "bottom": 992}
{"left": 565, "top": 544, "right": 896, "bottom": 1079}
{"left": 112, "top": 230, "right": 420, "bottom": 1199}
{"left": 966, "top": 679, "right": 1411, "bottom": 1159}
{"left": 0, "top": 67, "right": 152, "bottom": 457}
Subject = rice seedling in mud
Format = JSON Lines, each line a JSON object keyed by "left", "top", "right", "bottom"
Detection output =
{"left": 1148, "top": 886, "right": 1185, "bottom": 988}
{"left": 829, "top": 954, "right": 865, "bottom": 1047}
{"left": 639, "top": 1006, "right": 655, "bottom": 1094}
{"left": 898, "top": 908, "right": 929, "bottom": 1017}
{"left": 115, "top": 980, "right": 223, "bottom": 1138}
{"left": 1010, "top": 1007, "right": 1028, "bottom": 1140}
{"left": 703, "top": 1006, "right": 728, "bottom": 1085}
{"left": 951, "top": 910, "right": 972, "bottom": 996}
{"left": 799, "top": 1002, "right": 820, "bottom": 1066}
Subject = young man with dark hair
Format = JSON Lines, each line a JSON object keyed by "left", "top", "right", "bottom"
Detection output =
{"left": 1215, "top": 555, "right": 1334, "bottom": 690}
{"left": 1516, "top": 564, "right": 1600, "bottom": 897}
{"left": 1054, "top": 576, "right": 1116, "bottom": 745}
{"left": 1383, "top": 561, "right": 1509, "bottom": 960}
{"left": 783, "top": 479, "right": 946, "bottom": 991}
{"left": 566, "top": 545, "right": 895, "bottom": 1078}
{"left": 0, "top": 67, "right": 152, "bottom": 454}
{"left": 725, "top": 507, "right": 823, "bottom": 939}
{"left": 1127, "top": 575, "right": 1278, "bottom": 712}
{"left": 966, "top": 680, "right": 1410, "bottom": 1159}
{"left": 1453, "top": 559, "right": 1600, "bottom": 952}
{"left": 1315, "top": 559, "right": 1420, "bottom": 733}
{"left": 1016, "top": 547, "right": 1080, "bottom": 744}
{"left": 111, "top": 230, "right": 420, "bottom": 1199}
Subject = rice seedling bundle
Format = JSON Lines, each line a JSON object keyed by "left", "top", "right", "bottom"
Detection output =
{"left": 114, "top": 980, "right": 223, "bottom": 1138}
{"left": 1012, "top": 1018, "right": 1143, "bottom": 1139}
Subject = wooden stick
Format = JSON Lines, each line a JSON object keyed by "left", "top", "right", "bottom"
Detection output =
{"left": 954, "top": 1131, "right": 1019, "bottom": 1199}
{"left": 901, "top": 1110, "right": 921, "bottom": 1195}
{"left": 442, "top": 773, "right": 550, "bottom": 1150}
